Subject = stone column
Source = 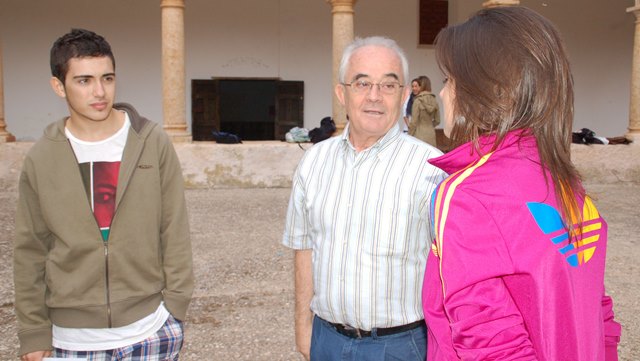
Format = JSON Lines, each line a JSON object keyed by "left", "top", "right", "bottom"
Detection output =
{"left": 482, "top": 0, "right": 519, "bottom": 8}
{"left": 161, "top": 0, "right": 191, "bottom": 141}
{"left": 327, "top": 0, "right": 357, "bottom": 134}
{"left": 0, "top": 38, "right": 16, "bottom": 143}
{"left": 627, "top": 0, "right": 640, "bottom": 143}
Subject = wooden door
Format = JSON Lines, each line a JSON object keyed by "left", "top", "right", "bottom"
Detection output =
{"left": 191, "top": 79, "right": 220, "bottom": 141}
{"left": 275, "top": 81, "right": 304, "bottom": 141}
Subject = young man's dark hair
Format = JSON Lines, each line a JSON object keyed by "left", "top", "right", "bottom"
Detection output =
{"left": 50, "top": 28, "right": 115, "bottom": 82}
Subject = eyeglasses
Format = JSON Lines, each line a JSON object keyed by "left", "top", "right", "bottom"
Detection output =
{"left": 342, "top": 80, "right": 404, "bottom": 95}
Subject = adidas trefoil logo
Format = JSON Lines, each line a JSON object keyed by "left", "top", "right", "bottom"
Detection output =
{"left": 527, "top": 197, "right": 602, "bottom": 267}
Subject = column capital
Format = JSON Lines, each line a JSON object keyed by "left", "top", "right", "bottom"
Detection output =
{"left": 628, "top": 1, "right": 640, "bottom": 17}
{"left": 482, "top": 0, "right": 520, "bottom": 8}
{"left": 326, "top": 0, "right": 358, "bottom": 14}
{"left": 160, "top": 0, "right": 184, "bottom": 9}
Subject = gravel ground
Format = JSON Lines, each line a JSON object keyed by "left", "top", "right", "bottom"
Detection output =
{"left": 0, "top": 184, "right": 638, "bottom": 360}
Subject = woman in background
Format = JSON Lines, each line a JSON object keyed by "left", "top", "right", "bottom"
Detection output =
{"left": 422, "top": 6, "right": 621, "bottom": 360}
{"left": 408, "top": 75, "right": 440, "bottom": 146}
{"left": 403, "top": 77, "right": 420, "bottom": 132}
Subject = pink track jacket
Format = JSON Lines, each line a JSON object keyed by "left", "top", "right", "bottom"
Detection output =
{"left": 422, "top": 131, "right": 621, "bottom": 360}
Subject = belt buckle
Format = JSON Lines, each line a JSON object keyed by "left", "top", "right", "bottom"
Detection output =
{"left": 344, "top": 325, "right": 362, "bottom": 339}
{"left": 355, "top": 327, "right": 362, "bottom": 338}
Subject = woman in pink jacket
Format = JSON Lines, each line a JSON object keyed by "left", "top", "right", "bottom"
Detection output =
{"left": 422, "top": 6, "right": 621, "bottom": 360}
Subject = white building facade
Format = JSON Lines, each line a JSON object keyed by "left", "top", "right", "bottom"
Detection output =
{"left": 0, "top": 0, "right": 637, "bottom": 141}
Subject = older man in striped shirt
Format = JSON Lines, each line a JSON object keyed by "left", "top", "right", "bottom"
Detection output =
{"left": 282, "top": 36, "right": 446, "bottom": 361}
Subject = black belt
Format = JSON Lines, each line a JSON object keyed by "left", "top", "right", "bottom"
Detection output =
{"left": 325, "top": 318, "right": 425, "bottom": 339}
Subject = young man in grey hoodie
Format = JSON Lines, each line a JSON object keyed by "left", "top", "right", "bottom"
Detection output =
{"left": 14, "top": 28, "right": 194, "bottom": 361}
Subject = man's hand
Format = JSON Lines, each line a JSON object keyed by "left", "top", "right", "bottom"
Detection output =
{"left": 295, "top": 309, "right": 313, "bottom": 360}
{"left": 21, "top": 350, "right": 52, "bottom": 361}
{"left": 294, "top": 249, "right": 314, "bottom": 360}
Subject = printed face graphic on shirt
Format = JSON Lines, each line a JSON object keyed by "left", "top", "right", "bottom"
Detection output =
{"left": 527, "top": 197, "right": 602, "bottom": 267}
{"left": 79, "top": 161, "right": 120, "bottom": 241}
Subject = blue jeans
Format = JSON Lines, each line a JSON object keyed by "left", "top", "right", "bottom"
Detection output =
{"left": 310, "top": 316, "right": 427, "bottom": 361}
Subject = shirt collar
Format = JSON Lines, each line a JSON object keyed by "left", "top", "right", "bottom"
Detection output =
{"left": 341, "top": 120, "right": 403, "bottom": 153}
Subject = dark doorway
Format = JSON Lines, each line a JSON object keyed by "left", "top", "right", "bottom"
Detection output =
{"left": 220, "top": 79, "right": 276, "bottom": 140}
{"left": 191, "top": 78, "right": 304, "bottom": 141}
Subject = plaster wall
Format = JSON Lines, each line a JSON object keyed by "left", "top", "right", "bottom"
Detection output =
{"left": 452, "top": 0, "right": 635, "bottom": 137}
{"left": 0, "top": 0, "right": 635, "bottom": 140}
{"left": 1, "top": 141, "right": 638, "bottom": 191}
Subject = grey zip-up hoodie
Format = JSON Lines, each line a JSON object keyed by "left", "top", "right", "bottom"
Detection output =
{"left": 14, "top": 103, "right": 194, "bottom": 356}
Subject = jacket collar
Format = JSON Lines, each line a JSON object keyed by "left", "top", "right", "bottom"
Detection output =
{"left": 115, "top": 103, "right": 150, "bottom": 135}
{"left": 416, "top": 91, "right": 435, "bottom": 98}
{"left": 429, "top": 129, "right": 537, "bottom": 174}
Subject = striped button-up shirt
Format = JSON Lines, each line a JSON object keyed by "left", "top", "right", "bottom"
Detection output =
{"left": 283, "top": 122, "right": 446, "bottom": 330}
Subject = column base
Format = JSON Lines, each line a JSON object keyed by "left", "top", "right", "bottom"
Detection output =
{"left": 0, "top": 132, "right": 16, "bottom": 143}
{"left": 163, "top": 124, "right": 192, "bottom": 142}
{"left": 166, "top": 132, "right": 192, "bottom": 143}
{"left": 625, "top": 131, "right": 640, "bottom": 145}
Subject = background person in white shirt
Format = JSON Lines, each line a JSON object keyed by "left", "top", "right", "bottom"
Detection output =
{"left": 282, "top": 36, "right": 446, "bottom": 361}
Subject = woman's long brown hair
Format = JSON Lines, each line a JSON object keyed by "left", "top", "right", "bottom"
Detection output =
{"left": 435, "top": 6, "right": 584, "bottom": 235}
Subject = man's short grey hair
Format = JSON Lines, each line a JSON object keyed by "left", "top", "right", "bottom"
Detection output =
{"left": 338, "top": 36, "right": 409, "bottom": 85}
